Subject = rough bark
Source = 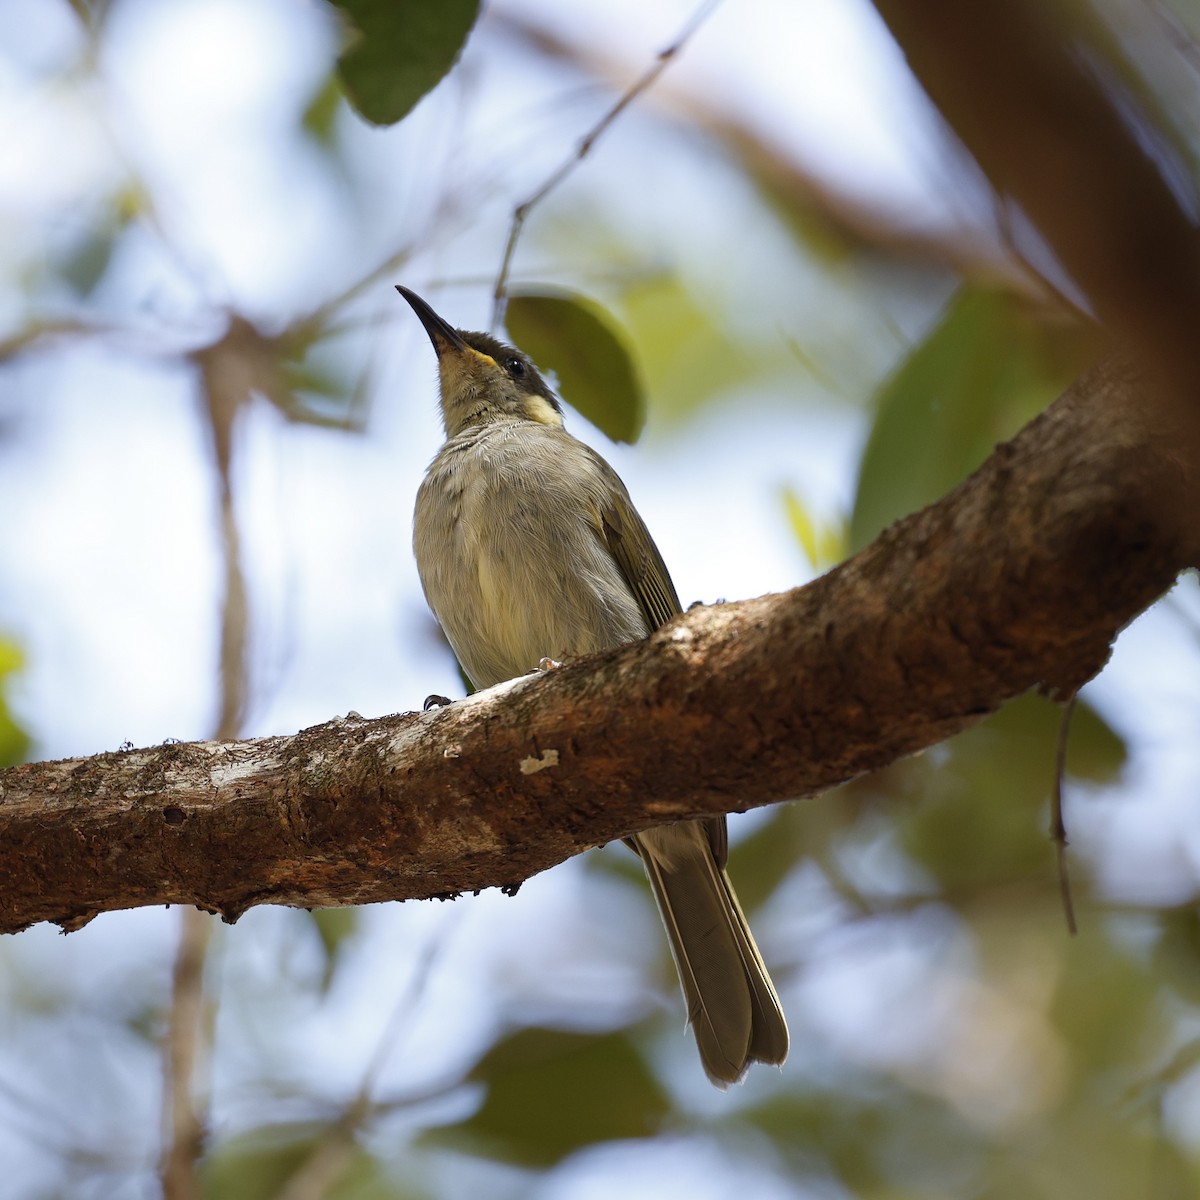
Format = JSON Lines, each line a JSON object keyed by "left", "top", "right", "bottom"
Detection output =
{"left": 0, "top": 357, "right": 1194, "bottom": 935}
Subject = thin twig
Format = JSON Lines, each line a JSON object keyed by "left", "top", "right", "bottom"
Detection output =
{"left": 490, "top": 0, "right": 722, "bottom": 329}
{"left": 351, "top": 909, "right": 460, "bottom": 1108}
{"left": 300, "top": 244, "right": 417, "bottom": 339}
{"left": 1050, "top": 694, "right": 1079, "bottom": 935}
{"left": 158, "top": 908, "right": 214, "bottom": 1200}
{"left": 275, "top": 912, "right": 462, "bottom": 1200}
{"left": 0, "top": 318, "right": 118, "bottom": 362}
{"left": 0, "top": 1074, "right": 147, "bottom": 1170}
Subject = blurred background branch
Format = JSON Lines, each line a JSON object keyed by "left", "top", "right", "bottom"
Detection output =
{"left": 873, "top": 0, "right": 1200, "bottom": 400}
{"left": 159, "top": 317, "right": 257, "bottom": 1197}
{"left": 159, "top": 908, "right": 214, "bottom": 1200}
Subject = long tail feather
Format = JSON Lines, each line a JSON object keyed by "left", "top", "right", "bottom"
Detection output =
{"left": 632, "top": 821, "right": 789, "bottom": 1086}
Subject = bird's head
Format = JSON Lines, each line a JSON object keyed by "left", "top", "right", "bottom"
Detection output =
{"left": 397, "top": 286, "right": 562, "bottom": 438}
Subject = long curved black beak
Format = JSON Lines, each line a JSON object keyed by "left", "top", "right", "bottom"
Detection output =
{"left": 396, "top": 286, "right": 469, "bottom": 357}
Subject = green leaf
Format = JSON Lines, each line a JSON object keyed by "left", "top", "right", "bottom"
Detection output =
{"left": 1150, "top": 908, "right": 1200, "bottom": 1007}
{"left": 306, "top": 907, "right": 359, "bottom": 991}
{"left": 1062, "top": 696, "right": 1126, "bottom": 783}
{"left": 302, "top": 71, "right": 345, "bottom": 146}
{"left": 725, "top": 806, "right": 809, "bottom": 913}
{"left": 425, "top": 1026, "right": 669, "bottom": 1166}
{"left": 0, "top": 637, "right": 30, "bottom": 768}
{"left": 56, "top": 186, "right": 144, "bottom": 298}
{"left": 506, "top": 289, "right": 647, "bottom": 443}
{"left": 203, "top": 1125, "right": 316, "bottom": 1200}
{"left": 782, "top": 485, "right": 820, "bottom": 564}
{"left": 330, "top": 0, "right": 481, "bottom": 126}
{"left": 780, "top": 484, "right": 846, "bottom": 570}
{"left": 202, "top": 1123, "right": 416, "bottom": 1200}
{"left": 897, "top": 693, "right": 1123, "bottom": 893}
{"left": 59, "top": 228, "right": 117, "bottom": 297}
{"left": 737, "top": 1087, "right": 979, "bottom": 1195}
{"left": 850, "top": 286, "right": 1096, "bottom": 552}
{"left": 620, "top": 272, "right": 758, "bottom": 426}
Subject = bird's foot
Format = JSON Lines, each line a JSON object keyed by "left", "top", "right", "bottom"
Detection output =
{"left": 423, "top": 694, "right": 452, "bottom": 711}
{"left": 537, "top": 657, "right": 562, "bottom": 672}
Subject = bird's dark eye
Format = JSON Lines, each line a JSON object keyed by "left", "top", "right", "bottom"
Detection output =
{"left": 505, "top": 356, "right": 526, "bottom": 378}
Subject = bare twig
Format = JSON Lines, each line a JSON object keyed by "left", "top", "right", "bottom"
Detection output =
{"left": 214, "top": 495, "right": 248, "bottom": 737}
{"left": 158, "top": 908, "right": 214, "bottom": 1200}
{"left": 490, "top": 0, "right": 722, "bottom": 328}
{"left": 1050, "top": 695, "right": 1079, "bottom": 936}
{"left": 273, "top": 1118, "right": 356, "bottom": 1200}
{"left": 300, "top": 245, "right": 417, "bottom": 339}
{"left": 497, "top": 8, "right": 1028, "bottom": 286}
{"left": 275, "top": 913, "right": 462, "bottom": 1200}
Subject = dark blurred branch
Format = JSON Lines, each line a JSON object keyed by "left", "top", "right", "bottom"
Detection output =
{"left": 158, "top": 335, "right": 252, "bottom": 1198}
{"left": 158, "top": 909, "right": 212, "bottom": 1200}
{"left": 0, "top": 318, "right": 130, "bottom": 362}
{"left": 0, "top": 358, "right": 1194, "bottom": 934}
{"left": 871, "top": 0, "right": 1200, "bottom": 397}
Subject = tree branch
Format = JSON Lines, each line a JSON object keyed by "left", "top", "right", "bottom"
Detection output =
{"left": 0, "top": 358, "right": 1194, "bottom": 936}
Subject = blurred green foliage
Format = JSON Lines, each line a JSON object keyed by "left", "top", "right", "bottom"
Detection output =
{"left": 781, "top": 483, "right": 846, "bottom": 570}
{"left": 306, "top": 907, "right": 360, "bottom": 993}
{"left": 425, "top": 1026, "right": 670, "bottom": 1166}
{"left": 619, "top": 272, "right": 767, "bottom": 426}
{"left": 203, "top": 1122, "right": 420, "bottom": 1200}
{"left": 0, "top": 637, "right": 30, "bottom": 767}
{"left": 277, "top": 320, "right": 368, "bottom": 431}
{"left": 850, "top": 286, "right": 1098, "bottom": 551}
{"left": 898, "top": 693, "right": 1124, "bottom": 893}
{"left": 2, "top": 2, "right": 1199, "bottom": 1199}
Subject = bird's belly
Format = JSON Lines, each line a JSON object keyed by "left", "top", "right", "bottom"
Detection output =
{"left": 414, "top": 468, "right": 647, "bottom": 689}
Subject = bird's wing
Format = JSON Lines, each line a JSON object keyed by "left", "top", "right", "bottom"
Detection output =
{"left": 598, "top": 481, "right": 682, "bottom": 632}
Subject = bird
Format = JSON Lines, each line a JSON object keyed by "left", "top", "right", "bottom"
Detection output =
{"left": 398, "top": 284, "right": 788, "bottom": 1086}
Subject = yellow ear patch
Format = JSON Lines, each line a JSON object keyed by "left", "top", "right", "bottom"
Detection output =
{"left": 522, "top": 395, "right": 564, "bottom": 427}
{"left": 466, "top": 346, "right": 498, "bottom": 369}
